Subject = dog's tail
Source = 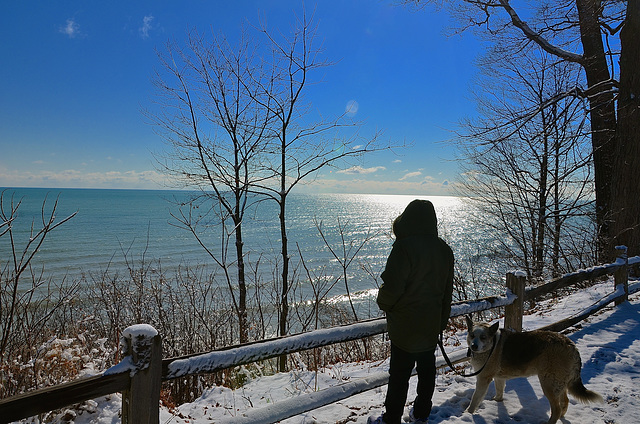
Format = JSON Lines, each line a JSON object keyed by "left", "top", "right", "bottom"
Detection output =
{"left": 568, "top": 377, "right": 604, "bottom": 404}
{"left": 567, "top": 351, "right": 603, "bottom": 403}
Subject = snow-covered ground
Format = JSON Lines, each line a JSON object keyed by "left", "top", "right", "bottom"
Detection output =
{"left": 16, "top": 280, "right": 640, "bottom": 424}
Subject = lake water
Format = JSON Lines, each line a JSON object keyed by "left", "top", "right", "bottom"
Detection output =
{"left": 0, "top": 188, "right": 501, "bottom": 302}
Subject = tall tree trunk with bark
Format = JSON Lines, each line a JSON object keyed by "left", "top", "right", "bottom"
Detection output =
{"left": 610, "top": 0, "right": 640, "bottom": 257}
{"left": 575, "top": 0, "right": 618, "bottom": 260}
{"left": 535, "top": 108, "right": 550, "bottom": 278}
{"left": 234, "top": 211, "right": 248, "bottom": 344}
{"left": 278, "top": 134, "right": 289, "bottom": 372}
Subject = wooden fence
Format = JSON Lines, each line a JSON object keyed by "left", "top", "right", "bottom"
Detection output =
{"left": 1, "top": 249, "right": 638, "bottom": 424}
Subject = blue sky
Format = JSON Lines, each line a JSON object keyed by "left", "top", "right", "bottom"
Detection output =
{"left": 0, "top": 1, "right": 483, "bottom": 195}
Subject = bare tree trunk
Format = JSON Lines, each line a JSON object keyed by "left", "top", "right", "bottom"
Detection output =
{"left": 278, "top": 194, "right": 289, "bottom": 372}
{"left": 234, "top": 214, "right": 248, "bottom": 344}
{"left": 233, "top": 137, "right": 248, "bottom": 344}
{"left": 535, "top": 107, "right": 550, "bottom": 278}
{"left": 610, "top": 0, "right": 640, "bottom": 258}
{"left": 552, "top": 112, "right": 562, "bottom": 278}
{"left": 575, "top": 0, "right": 618, "bottom": 259}
{"left": 278, "top": 132, "right": 289, "bottom": 372}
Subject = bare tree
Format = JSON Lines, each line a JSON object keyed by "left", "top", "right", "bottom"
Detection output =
{"left": 149, "top": 28, "right": 273, "bottom": 344}
{"left": 150, "top": 10, "right": 396, "bottom": 357}
{"left": 245, "top": 11, "right": 394, "bottom": 371}
{"left": 410, "top": 0, "right": 639, "bottom": 259}
{"left": 315, "top": 217, "right": 379, "bottom": 322}
{"left": 0, "top": 191, "right": 77, "bottom": 362}
{"left": 457, "top": 49, "right": 596, "bottom": 280}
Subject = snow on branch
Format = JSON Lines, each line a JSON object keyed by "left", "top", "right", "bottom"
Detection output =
{"left": 498, "top": 0, "right": 584, "bottom": 64}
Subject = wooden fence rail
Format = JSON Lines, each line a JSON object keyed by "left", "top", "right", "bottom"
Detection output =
{"left": 1, "top": 251, "right": 638, "bottom": 423}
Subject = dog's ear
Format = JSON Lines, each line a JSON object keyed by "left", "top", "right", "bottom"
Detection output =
{"left": 465, "top": 315, "right": 474, "bottom": 330}
{"left": 489, "top": 322, "right": 500, "bottom": 335}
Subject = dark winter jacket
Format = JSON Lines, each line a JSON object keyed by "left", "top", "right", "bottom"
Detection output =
{"left": 377, "top": 199, "right": 454, "bottom": 353}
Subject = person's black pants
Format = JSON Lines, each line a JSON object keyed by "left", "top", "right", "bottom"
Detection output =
{"left": 383, "top": 343, "right": 436, "bottom": 424}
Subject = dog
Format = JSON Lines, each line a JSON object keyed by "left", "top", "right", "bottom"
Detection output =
{"left": 465, "top": 316, "right": 602, "bottom": 424}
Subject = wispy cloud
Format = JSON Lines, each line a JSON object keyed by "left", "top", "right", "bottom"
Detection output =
{"left": 399, "top": 171, "right": 422, "bottom": 181}
{"left": 139, "top": 15, "right": 154, "bottom": 39}
{"left": 393, "top": 159, "right": 402, "bottom": 164}
{"left": 60, "top": 18, "right": 80, "bottom": 38}
{"left": 337, "top": 166, "right": 386, "bottom": 175}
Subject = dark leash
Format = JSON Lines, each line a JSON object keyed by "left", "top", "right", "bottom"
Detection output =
{"left": 437, "top": 331, "right": 497, "bottom": 378}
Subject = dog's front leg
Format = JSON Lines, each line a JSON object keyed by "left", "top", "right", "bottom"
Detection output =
{"left": 467, "top": 376, "right": 492, "bottom": 413}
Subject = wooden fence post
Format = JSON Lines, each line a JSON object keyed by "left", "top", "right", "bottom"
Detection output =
{"left": 614, "top": 245, "right": 629, "bottom": 306}
{"left": 121, "top": 324, "right": 162, "bottom": 424}
{"left": 504, "top": 271, "right": 526, "bottom": 332}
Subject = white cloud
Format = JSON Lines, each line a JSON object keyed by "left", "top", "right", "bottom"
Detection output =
{"left": 0, "top": 168, "right": 168, "bottom": 190}
{"left": 392, "top": 159, "right": 402, "bottom": 164}
{"left": 60, "top": 19, "right": 80, "bottom": 38}
{"left": 337, "top": 166, "right": 386, "bottom": 175}
{"left": 399, "top": 171, "right": 422, "bottom": 181}
{"left": 293, "top": 176, "right": 455, "bottom": 196}
{"left": 0, "top": 164, "right": 455, "bottom": 194}
{"left": 139, "top": 15, "right": 154, "bottom": 39}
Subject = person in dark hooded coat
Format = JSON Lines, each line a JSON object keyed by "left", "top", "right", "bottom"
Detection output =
{"left": 368, "top": 199, "right": 454, "bottom": 424}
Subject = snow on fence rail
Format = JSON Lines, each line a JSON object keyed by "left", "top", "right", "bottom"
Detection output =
{"left": 164, "top": 292, "right": 517, "bottom": 381}
{"left": 164, "top": 318, "right": 387, "bottom": 379}
{"left": 525, "top": 248, "right": 639, "bottom": 302}
{"left": 0, "top": 250, "right": 637, "bottom": 423}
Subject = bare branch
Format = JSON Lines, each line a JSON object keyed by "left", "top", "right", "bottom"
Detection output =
{"left": 497, "top": 0, "right": 584, "bottom": 64}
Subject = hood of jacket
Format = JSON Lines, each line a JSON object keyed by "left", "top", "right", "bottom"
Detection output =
{"left": 392, "top": 199, "right": 438, "bottom": 239}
